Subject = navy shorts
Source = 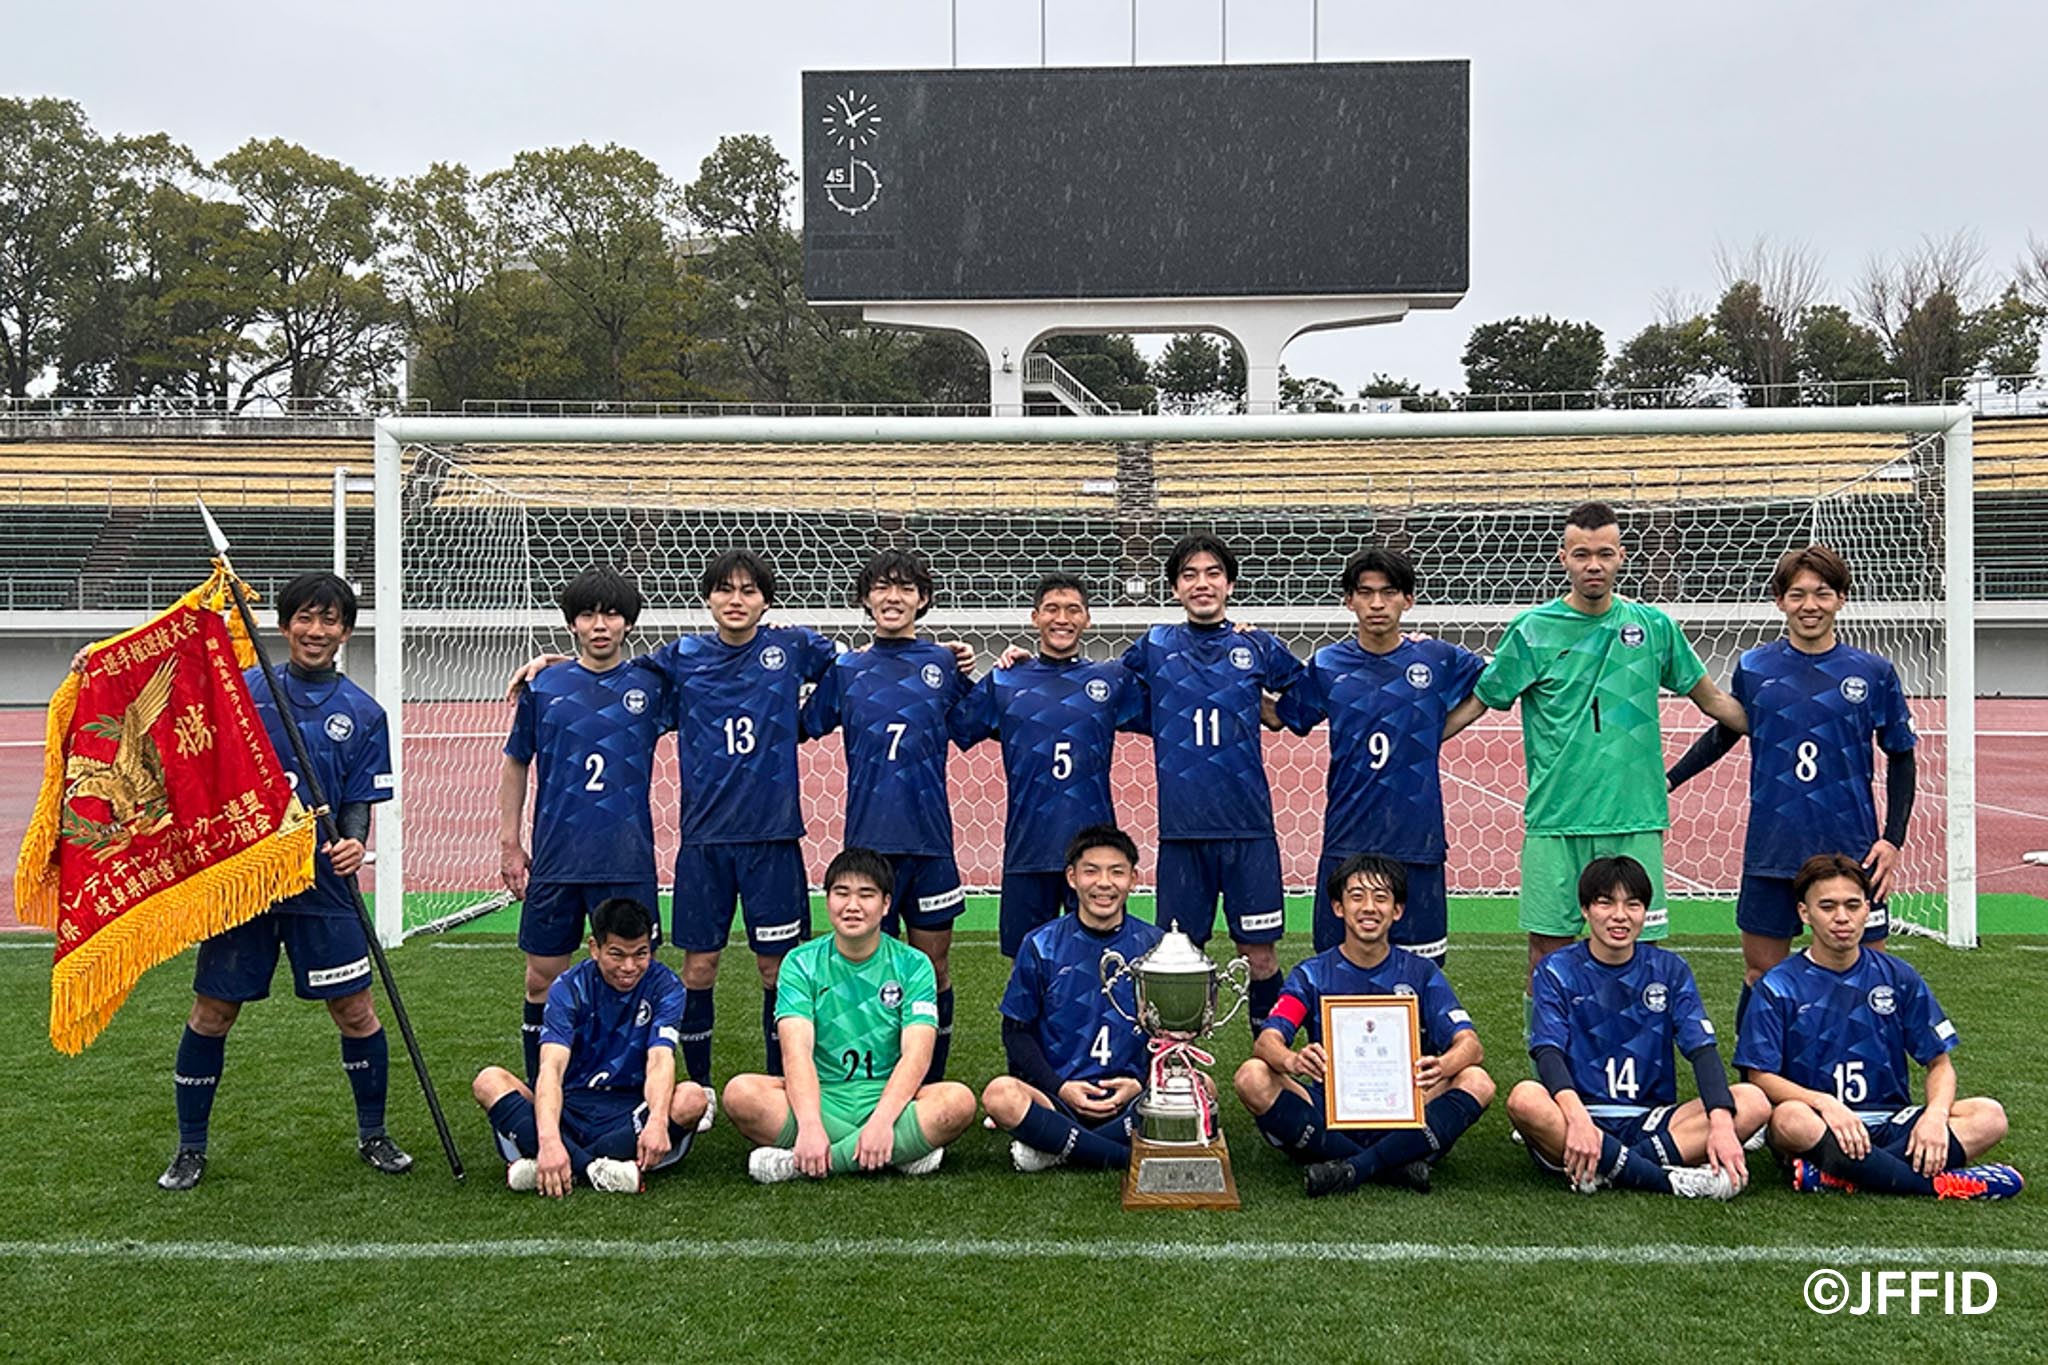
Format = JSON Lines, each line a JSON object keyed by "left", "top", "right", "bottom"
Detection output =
{"left": 880, "top": 853, "right": 966, "bottom": 934}
{"left": 194, "top": 911, "right": 373, "bottom": 1003}
{"left": 1155, "top": 837, "right": 1285, "bottom": 946}
{"left": 1049, "top": 1084, "right": 1143, "bottom": 1142}
{"left": 1736, "top": 873, "right": 1889, "bottom": 942}
{"left": 1528, "top": 1106, "right": 1680, "bottom": 1175}
{"left": 1860, "top": 1105, "right": 1929, "bottom": 1157}
{"left": 1312, "top": 853, "right": 1448, "bottom": 959}
{"left": 520, "top": 880, "right": 661, "bottom": 958}
{"left": 489, "top": 1087, "right": 650, "bottom": 1163}
{"left": 672, "top": 841, "right": 810, "bottom": 956}
{"left": 997, "top": 871, "right": 1077, "bottom": 958}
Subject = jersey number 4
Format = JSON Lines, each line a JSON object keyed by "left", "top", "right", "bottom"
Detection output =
{"left": 1089, "top": 1024, "right": 1114, "bottom": 1068}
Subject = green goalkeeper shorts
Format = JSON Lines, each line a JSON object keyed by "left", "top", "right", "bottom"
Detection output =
{"left": 775, "top": 1082, "right": 887, "bottom": 1143}
{"left": 1518, "top": 831, "right": 1669, "bottom": 940}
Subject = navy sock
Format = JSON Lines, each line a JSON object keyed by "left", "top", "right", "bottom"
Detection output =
{"left": 340, "top": 1030, "right": 389, "bottom": 1140}
{"left": 521, "top": 1000, "right": 545, "bottom": 1085}
{"left": 1347, "top": 1088, "right": 1485, "bottom": 1180}
{"left": 1248, "top": 972, "right": 1282, "bottom": 1036}
{"left": 173, "top": 1027, "right": 225, "bottom": 1150}
{"left": 761, "top": 987, "right": 783, "bottom": 1076}
{"left": 1011, "top": 1101, "right": 1130, "bottom": 1169}
{"left": 1597, "top": 1132, "right": 1673, "bottom": 1192}
{"left": 1736, "top": 982, "right": 1753, "bottom": 1035}
{"left": 1946, "top": 1132, "right": 1968, "bottom": 1170}
{"left": 1808, "top": 1131, "right": 1936, "bottom": 1196}
{"left": 486, "top": 1093, "right": 539, "bottom": 1158}
{"left": 680, "top": 988, "right": 714, "bottom": 1087}
{"left": 1253, "top": 1088, "right": 1364, "bottom": 1162}
{"left": 924, "top": 988, "right": 955, "bottom": 1084}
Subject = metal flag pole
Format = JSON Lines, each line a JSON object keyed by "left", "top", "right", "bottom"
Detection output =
{"left": 196, "top": 497, "right": 464, "bottom": 1180}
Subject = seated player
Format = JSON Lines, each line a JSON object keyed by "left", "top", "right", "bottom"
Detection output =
{"left": 1737, "top": 853, "right": 2021, "bottom": 1199}
{"left": 471, "top": 897, "right": 706, "bottom": 1196}
{"left": 498, "top": 566, "right": 672, "bottom": 1087}
{"left": 723, "top": 847, "right": 978, "bottom": 1182}
{"left": 158, "top": 572, "right": 408, "bottom": 1190}
{"left": 982, "top": 824, "right": 1164, "bottom": 1172}
{"left": 1233, "top": 853, "right": 1495, "bottom": 1198}
{"left": 1506, "top": 856, "right": 1769, "bottom": 1199}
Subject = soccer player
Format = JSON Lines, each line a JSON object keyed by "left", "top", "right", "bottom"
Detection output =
{"left": 982, "top": 824, "right": 1163, "bottom": 1172}
{"left": 800, "top": 550, "right": 973, "bottom": 1081}
{"left": 951, "top": 573, "right": 1146, "bottom": 957}
{"left": 1736, "top": 853, "right": 2021, "bottom": 1199}
{"left": 471, "top": 897, "right": 706, "bottom": 1196}
{"left": 1448, "top": 501, "right": 1748, "bottom": 1032}
{"left": 1666, "top": 545, "right": 1918, "bottom": 1025}
{"left": 158, "top": 572, "right": 409, "bottom": 1190}
{"left": 499, "top": 567, "right": 672, "bottom": 1085}
{"left": 1505, "top": 855, "right": 1770, "bottom": 1199}
{"left": 723, "top": 847, "right": 978, "bottom": 1182}
{"left": 1233, "top": 853, "right": 1495, "bottom": 1198}
{"left": 1272, "top": 547, "right": 1485, "bottom": 964}
{"left": 1120, "top": 533, "right": 1305, "bottom": 1034}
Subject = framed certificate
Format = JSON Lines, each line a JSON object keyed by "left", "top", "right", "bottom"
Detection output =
{"left": 1320, "top": 994, "right": 1425, "bottom": 1130}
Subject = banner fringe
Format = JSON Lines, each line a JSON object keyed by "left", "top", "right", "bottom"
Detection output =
{"left": 14, "top": 672, "right": 81, "bottom": 929}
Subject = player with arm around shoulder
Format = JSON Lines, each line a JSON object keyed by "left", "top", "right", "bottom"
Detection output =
{"left": 1736, "top": 853, "right": 2020, "bottom": 1199}
{"left": 723, "top": 848, "right": 979, "bottom": 1182}
{"left": 472, "top": 897, "right": 707, "bottom": 1196}
{"left": 982, "top": 824, "right": 1163, "bottom": 1172}
{"left": 1505, "top": 856, "right": 1770, "bottom": 1199}
{"left": 1232, "top": 853, "right": 1495, "bottom": 1198}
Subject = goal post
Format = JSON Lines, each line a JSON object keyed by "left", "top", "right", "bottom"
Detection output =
{"left": 369, "top": 405, "right": 1979, "bottom": 949}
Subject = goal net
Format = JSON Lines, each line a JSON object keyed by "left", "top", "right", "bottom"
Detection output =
{"left": 370, "top": 410, "right": 1978, "bottom": 947}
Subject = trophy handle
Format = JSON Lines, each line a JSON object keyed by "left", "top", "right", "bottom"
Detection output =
{"left": 1099, "top": 951, "right": 1139, "bottom": 1025}
{"left": 1209, "top": 955, "right": 1254, "bottom": 1029}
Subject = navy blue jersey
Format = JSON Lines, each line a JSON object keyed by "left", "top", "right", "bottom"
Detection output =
{"left": 1734, "top": 949, "right": 1956, "bottom": 1114}
{"left": 248, "top": 666, "right": 393, "bottom": 918}
{"left": 1000, "top": 912, "right": 1164, "bottom": 1083}
{"left": 1263, "top": 945, "right": 1474, "bottom": 1053}
{"left": 951, "top": 656, "right": 1146, "bottom": 873}
{"left": 1731, "top": 640, "right": 1917, "bottom": 877}
{"left": 801, "top": 638, "right": 971, "bottom": 857}
{"left": 1120, "top": 622, "right": 1304, "bottom": 839}
{"left": 638, "top": 626, "right": 835, "bottom": 845}
{"left": 1530, "top": 942, "right": 1719, "bottom": 1114}
{"left": 1277, "top": 637, "right": 1485, "bottom": 862}
{"left": 505, "top": 662, "right": 671, "bottom": 883}
{"left": 540, "top": 957, "right": 687, "bottom": 1093}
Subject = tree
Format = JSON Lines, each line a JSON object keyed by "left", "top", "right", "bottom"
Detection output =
{"left": 1038, "top": 334, "right": 1153, "bottom": 410}
{"left": 387, "top": 162, "right": 503, "bottom": 407}
{"left": 683, "top": 134, "right": 813, "bottom": 402}
{"left": 1711, "top": 239, "right": 1823, "bottom": 405}
{"left": 1967, "top": 285, "right": 2043, "bottom": 392}
{"left": 1278, "top": 367, "right": 1343, "bottom": 411}
{"left": 0, "top": 97, "right": 121, "bottom": 397}
{"left": 1856, "top": 231, "right": 1986, "bottom": 401}
{"left": 1357, "top": 372, "right": 1452, "bottom": 412}
{"left": 213, "top": 138, "right": 393, "bottom": 407}
{"left": 1154, "top": 332, "right": 1222, "bottom": 409}
{"left": 1605, "top": 312, "right": 1722, "bottom": 406}
{"left": 1794, "top": 304, "right": 1890, "bottom": 403}
{"left": 486, "top": 143, "right": 681, "bottom": 401}
{"left": 1460, "top": 315, "right": 1605, "bottom": 404}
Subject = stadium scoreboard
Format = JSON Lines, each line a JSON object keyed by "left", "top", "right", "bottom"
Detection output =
{"left": 802, "top": 61, "right": 1469, "bottom": 304}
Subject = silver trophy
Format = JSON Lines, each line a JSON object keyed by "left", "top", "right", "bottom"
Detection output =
{"left": 1100, "top": 923, "right": 1251, "bottom": 1206}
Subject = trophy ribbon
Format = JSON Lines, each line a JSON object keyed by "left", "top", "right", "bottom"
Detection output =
{"left": 1147, "top": 1035, "right": 1218, "bottom": 1143}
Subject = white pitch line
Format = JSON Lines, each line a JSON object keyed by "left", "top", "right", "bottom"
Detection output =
{"left": 0, "top": 941, "right": 52, "bottom": 950}
{"left": 1979, "top": 802, "right": 2048, "bottom": 824}
{"left": 415, "top": 939, "right": 1754, "bottom": 957}
{"left": 2, "top": 1235, "right": 2044, "bottom": 1268}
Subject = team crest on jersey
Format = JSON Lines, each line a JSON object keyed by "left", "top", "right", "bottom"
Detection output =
{"left": 623, "top": 688, "right": 649, "bottom": 715}
{"left": 1641, "top": 982, "right": 1668, "bottom": 1012}
{"left": 1393, "top": 982, "right": 1417, "bottom": 998}
{"left": 920, "top": 663, "right": 945, "bottom": 690}
{"left": 1406, "top": 662, "right": 1434, "bottom": 690}
{"left": 1840, "top": 676, "right": 1870, "bottom": 704}
{"left": 323, "top": 712, "right": 354, "bottom": 742}
{"left": 1229, "top": 646, "right": 1254, "bottom": 671}
{"left": 1868, "top": 985, "right": 1897, "bottom": 1015}
{"left": 634, "top": 1000, "right": 652, "bottom": 1027}
{"left": 759, "top": 646, "right": 787, "bottom": 672}
{"left": 1619, "top": 624, "right": 1647, "bottom": 648}
{"left": 1086, "top": 678, "right": 1112, "bottom": 703}
{"left": 880, "top": 980, "right": 904, "bottom": 1008}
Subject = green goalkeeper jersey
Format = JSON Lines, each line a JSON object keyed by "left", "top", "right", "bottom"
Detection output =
{"left": 1474, "top": 596, "right": 1706, "bottom": 836}
{"left": 776, "top": 932, "right": 938, "bottom": 1104}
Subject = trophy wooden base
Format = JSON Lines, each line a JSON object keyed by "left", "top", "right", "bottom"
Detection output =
{"left": 1121, "top": 1132, "right": 1241, "bottom": 1211}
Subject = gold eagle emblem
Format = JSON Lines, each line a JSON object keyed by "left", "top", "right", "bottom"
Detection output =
{"left": 64, "top": 658, "right": 178, "bottom": 858}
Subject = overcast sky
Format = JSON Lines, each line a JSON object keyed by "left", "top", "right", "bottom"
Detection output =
{"left": 7, "top": 1, "right": 2045, "bottom": 394}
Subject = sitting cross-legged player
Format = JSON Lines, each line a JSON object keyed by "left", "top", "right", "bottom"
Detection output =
{"left": 471, "top": 897, "right": 706, "bottom": 1196}
{"left": 1232, "top": 853, "right": 1495, "bottom": 1198}
{"left": 723, "top": 847, "right": 979, "bottom": 1183}
{"left": 1506, "top": 856, "right": 1770, "bottom": 1199}
{"left": 981, "top": 824, "right": 1163, "bottom": 1173}
{"left": 1736, "top": 853, "right": 2021, "bottom": 1200}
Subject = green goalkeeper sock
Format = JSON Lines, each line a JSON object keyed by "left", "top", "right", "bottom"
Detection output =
{"left": 827, "top": 1102, "right": 934, "bottom": 1173}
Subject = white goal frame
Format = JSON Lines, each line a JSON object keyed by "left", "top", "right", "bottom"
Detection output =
{"left": 370, "top": 406, "right": 1979, "bottom": 949}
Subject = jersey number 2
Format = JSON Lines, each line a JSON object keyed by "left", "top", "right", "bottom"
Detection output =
{"left": 583, "top": 753, "right": 606, "bottom": 791}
